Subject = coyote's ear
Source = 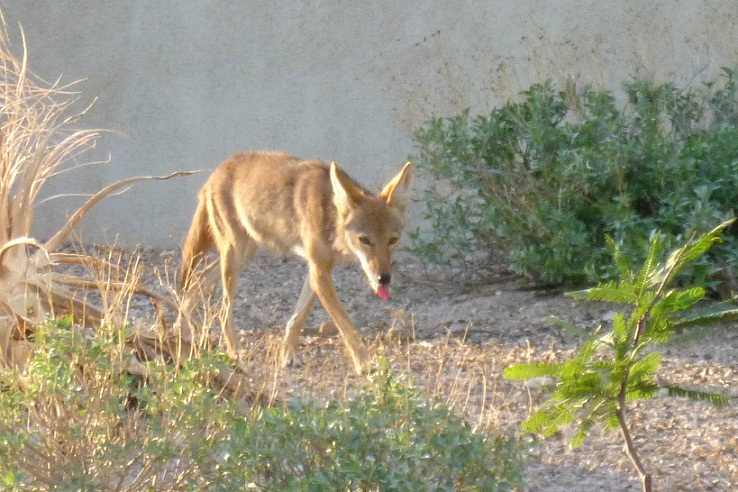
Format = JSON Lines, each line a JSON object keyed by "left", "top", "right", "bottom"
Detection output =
{"left": 379, "top": 162, "right": 413, "bottom": 215}
{"left": 330, "top": 162, "right": 364, "bottom": 212}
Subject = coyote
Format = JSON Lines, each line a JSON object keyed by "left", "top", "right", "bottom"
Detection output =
{"left": 179, "top": 151, "right": 413, "bottom": 375}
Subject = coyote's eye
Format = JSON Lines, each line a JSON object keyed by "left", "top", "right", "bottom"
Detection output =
{"left": 359, "top": 236, "right": 372, "bottom": 246}
{"left": 388, "top": 237, "right": 399, "bottom": 246}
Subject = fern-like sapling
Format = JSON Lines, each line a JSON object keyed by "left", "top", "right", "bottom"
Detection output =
{"left": 504, "top": 219, "right": 737, "bottom": 492}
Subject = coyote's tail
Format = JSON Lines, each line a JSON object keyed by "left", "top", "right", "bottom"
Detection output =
{"left": 180, "top": 197, "right": 213, "bottom": 290}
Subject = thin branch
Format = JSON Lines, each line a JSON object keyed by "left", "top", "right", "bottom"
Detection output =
{"left": 48, "top": 272, "right": 178, "bottom": 311}
{"left": 43, "top": 171, "right": 197, "bottom": 252}
{"left": 616, "top": 405, "right": 652, "bottom": 492}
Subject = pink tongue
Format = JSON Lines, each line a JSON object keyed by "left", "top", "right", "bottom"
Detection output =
{"left": 376, "top": 284, "right": 391, "bottom": 300}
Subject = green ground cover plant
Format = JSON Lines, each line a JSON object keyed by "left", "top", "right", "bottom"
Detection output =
{"left": 411, "top": 71, "right": 738, "bottom": 288}
{"left": 504, "top": 219, "right": 737, "bottom": 492}
{"left": 0, "top": 320, "right": 525, "bottom": 491}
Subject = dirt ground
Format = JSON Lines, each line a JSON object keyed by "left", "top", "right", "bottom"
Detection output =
{"left": 127, "top": 247, "right": 738, "bottom": 492}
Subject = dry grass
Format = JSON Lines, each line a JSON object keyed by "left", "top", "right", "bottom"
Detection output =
{"left": 0, "top": 11, "right": 224, "bottom": 379}
{"left": 0, "top": 24, "right": 266, "bottom": 489}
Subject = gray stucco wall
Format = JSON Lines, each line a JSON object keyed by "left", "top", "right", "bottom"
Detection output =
{"left": 4, "top": 1, "right": 738, "bottom": 247}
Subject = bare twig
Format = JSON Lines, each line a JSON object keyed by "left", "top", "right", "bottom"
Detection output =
{"left": 43, "top": 171, "right": 197, "bottom": 253}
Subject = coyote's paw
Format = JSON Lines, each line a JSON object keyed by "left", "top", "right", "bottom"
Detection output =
{"left": 350, "top": 347, "right": 374, "bottom": 376}
{"left": 299, "top": 322, "right": 338, "bottom": 338}
{"left": 318, "top": 321, "right": 338, "bottom": 337}
{"left": 281, "top": 348, "right": 305, "bottom": 369}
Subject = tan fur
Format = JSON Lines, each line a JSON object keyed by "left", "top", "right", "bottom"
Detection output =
{"left": 179, "top": 151, "right": 413, "bottom": 375}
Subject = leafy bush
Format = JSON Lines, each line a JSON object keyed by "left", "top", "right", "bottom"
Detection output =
{"left": 504, "top": 219, "right": 737, "bottom": 492}
{"left": 217, "top": 364, "right": 524, "bottom": 491}
{"left": 411, "top": 70, "right": 738, "bottom": 286}
{"left": 0, "top": 320, "right": 524, "bottom": 491}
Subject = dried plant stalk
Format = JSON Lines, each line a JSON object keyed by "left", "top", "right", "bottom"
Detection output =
{"left": 0, "top": 12, "right": 251, "bottom": 395}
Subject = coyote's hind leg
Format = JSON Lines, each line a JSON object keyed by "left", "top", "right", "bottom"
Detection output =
{"left": 217, "top": 236, "right": 257, "bottom": 359}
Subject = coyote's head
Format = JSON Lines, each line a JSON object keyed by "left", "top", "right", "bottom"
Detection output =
{"left": 330, "top": 162, "right": 413, "bottom": 300}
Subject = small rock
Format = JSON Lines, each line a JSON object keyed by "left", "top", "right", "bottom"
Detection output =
{"left": 601, "top": 310, "right": 618, "bottom": 322}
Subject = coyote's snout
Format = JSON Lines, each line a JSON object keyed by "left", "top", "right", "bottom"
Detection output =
{"left": 179, "top": 151, "right": 413, "bottom": 375}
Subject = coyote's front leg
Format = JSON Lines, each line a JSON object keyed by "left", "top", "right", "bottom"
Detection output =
{"left": 308, "top": 264, "right": 371, "bottom": 375}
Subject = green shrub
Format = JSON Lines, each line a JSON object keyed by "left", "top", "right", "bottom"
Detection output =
{"left": 0, "top": 317, "right": 231, "bottom": 491}
{"left": 0, "top": 322, "right": 524, "bottom": 491}
{"left": 216, "top": 364, "right": 524, "bottom": 491}
{"left": 411, "top": 69, "right": 738, "bottom": 287}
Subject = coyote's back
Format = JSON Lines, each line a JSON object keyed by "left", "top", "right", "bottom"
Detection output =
{"left": 179, "top": 151, "right": 413, "bottom": 375}
{"left": 180, "top": 151, "right": 307, "bottom": 286}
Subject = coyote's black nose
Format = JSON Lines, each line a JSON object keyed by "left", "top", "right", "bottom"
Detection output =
{"left": 378, "top": 273, "right": 391, "bottom": 285}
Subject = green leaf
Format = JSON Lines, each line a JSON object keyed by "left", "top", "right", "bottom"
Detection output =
{"left": 663, "top": 385, "right": 730, "bottom": 408}
{"left": 503, "top": 363, "right": 561, "bottom": 380}
{"left": 522, "top": 405, "right": 576, "bottom": 437}
{"left": 679, "top": 218, "right": 735, "bottom": 265}
{"left": 554, "top": 378, "right": 604, "bottom": 403}
{"left": 610, "top": 313, "right": 628, "bottom": 346}
{"left": 628, "top": 352, "right": 661, "bottom": 380}
{"left": 652, "top": 218, "right": 736, "bottom": 285}
{"left": 637, "top": 233, "right": 665, "bottom": 293}
{"left": 672, "top": 302, "right": 738, "bottom": 329}
{"left": 656, "top": 287, "right": 706, "bottom": 314}
{"left": 624, "top": 380, "right": 659, "bottom": 401}
{"left": 567, "top": 282, "right": 638, "bottom": 304}
{"left": 570, "top": 416, "right": 597, "bottom": 448}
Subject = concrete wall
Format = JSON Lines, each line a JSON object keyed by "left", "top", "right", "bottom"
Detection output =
{"left": 4, "top": 1, "right": 738, "bottom": 247}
